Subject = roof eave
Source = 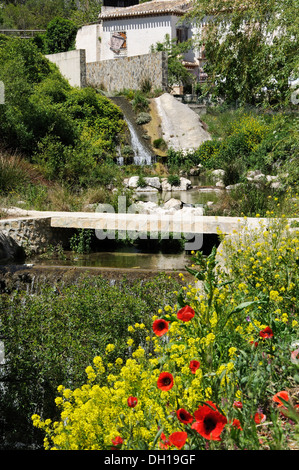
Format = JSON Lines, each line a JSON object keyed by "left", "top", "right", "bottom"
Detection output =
{"left": 99, "top": 10, "right": 187, "bottom": 20}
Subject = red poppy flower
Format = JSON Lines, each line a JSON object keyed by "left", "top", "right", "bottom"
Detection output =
{"left": 189, "top": 360, "right": 200, "bottom": 374}
{"left": 153, "top": 318, "right": 169, "bottom": 337}
{"left": 169, "top": 431, "right": 187, "bottom": 449}
{"left": 259, "top": 326, "right": 273, "bottom": 339}
{"left": 111, "top": 436, "right": 123, "bottom": 446}
{"left": 272, "top": 391, "right": 289, "bottom": 407}
{"left": 159, "top": 432, "right": 170, "bottom": 449}
{"left": 232, "top": 419, "right": 243, "bottom": 431}
{"left": 254, "top": 412, "right": 266, "bottom": 424}
{"left": 233, "top": 401, "right": 243, "bottom": 409}
{"left": 192, "top": 401, "right": 227, "bottom": 441}
{"left": 176, "top": 408, "right": 194, "bottom": 424}
{"left": 157, "top": 372, "right": 174, "bottom": 391}
{"left": 127, "top": 396, "right": 138, "bottom": 408}
{"left": 177, "top": 305, "right": 195, "bottom": 322}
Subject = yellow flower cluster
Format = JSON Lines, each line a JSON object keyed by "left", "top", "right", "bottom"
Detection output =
{"left": 32, "top": 219, "right": 298, "bottom": 450}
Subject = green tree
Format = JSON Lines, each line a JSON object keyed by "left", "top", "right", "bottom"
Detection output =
{"left": 188, "top": 0, "right": 299, "bottom": 107}
{"left": 69, "top": 0, "right": 103, "bottom": 27}
{"left": 0, "top": 37, "right": 126, "bottom": 186}
{"left": 151, "top": 34, "right": 195, "bottom": 90}
{"left": 45, "top": 16, "right": 78, "bottom": 53}
{"left": 0, "top": 0, "right": 70, "bottom": 29}
{"left": 0, "top": 0, "right": 102, "bottom": 29}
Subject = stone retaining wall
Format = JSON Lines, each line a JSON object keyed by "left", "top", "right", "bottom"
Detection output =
{"left": 86, "top": 51, "right": 168, "bottom": 92}
{"left": 0, "top": 217, "right": 74, "bottom": 262}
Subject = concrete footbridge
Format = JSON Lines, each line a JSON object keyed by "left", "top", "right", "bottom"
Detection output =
{"left": 1, "top": 208, "right": 298, "bottom": 260}
{"left": 48, "top": 211, "right": 264, "bottom": 234}
{"left": 2, "top": 209, "right": 295, "bottom": 235}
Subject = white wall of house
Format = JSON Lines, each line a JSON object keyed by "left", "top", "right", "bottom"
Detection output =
{"left": 100, "top": 15, "right": 179, "bottom": 60}
{"left": 75, "top": 14, "right": 202, "bottom": 88}
{"left": 76, "top": 23, "right": 102, "bottom": 63}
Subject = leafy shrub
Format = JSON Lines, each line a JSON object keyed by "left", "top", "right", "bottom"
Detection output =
{"left": 137, "top": 175, "right": 147, "bottom": 187}
{"left": 44, "top": 16, "right": 78, "bottom": 54}
{"left": 0, "top": 38, "right": 127, "bottom": 187}
{"left": 0, "top": 274, "right": 182, "bottom": 449}
{"left": 131, "top": 91, "right": 149, "bottom": 113}
{"left": 193, "top": 139, "right": 222, "bottom": 168}
{"left": 153, "top": 138, "right": 167, "bottom": 150}
{"left": 70, "top": 229, "right": 93, "bottom": 254}
{"left": 167, "top": 174, "right": 180, "bottom": 186}
{"left": 136, "top": 112, "right": 151, "bottom": 125}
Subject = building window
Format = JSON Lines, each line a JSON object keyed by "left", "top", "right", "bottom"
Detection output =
{"left": 176, "top": 27, "right": 188, "bottom": 43}
{"left": 109, "top": 32, "right": 127, "bottom": 54}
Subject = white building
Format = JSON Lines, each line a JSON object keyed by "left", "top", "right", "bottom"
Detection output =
{"left": 76, "top": 0, "right": 206, "bottom": 84}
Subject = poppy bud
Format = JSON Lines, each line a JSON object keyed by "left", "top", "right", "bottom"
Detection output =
{"left": 127, "top": 396, "right": 138, "bottom": 408}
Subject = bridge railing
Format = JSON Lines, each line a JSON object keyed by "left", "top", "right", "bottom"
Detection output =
{"left": 0, "top": 30, "right": 46, "bottom": 39}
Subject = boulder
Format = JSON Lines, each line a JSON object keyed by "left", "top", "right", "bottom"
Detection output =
{"left": 0, "top": 232, "right": 25, "bottom": 264}
{"left": 212, "top": 169, "right": 225, "bottom": 179}
{"left": 126, "top": 176, "right": 140, "bottom": 188}
{"left": 161, "top": 177, "right": 192, "bottom": 191}
{"left": 144, "top": 177, "right": 161, "bottom": 190}
{"left": 135, "top": 186, "right": 159, "bottom": 192}
{"left": 163, "top": 198, "right": 182, "bottom": 210}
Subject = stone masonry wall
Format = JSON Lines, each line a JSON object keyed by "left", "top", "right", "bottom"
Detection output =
{"left": 0, "top": 217, "right": 74, "bottom": 262}
{"left": 86, "top": 51, "right": 168, "bottom": 92}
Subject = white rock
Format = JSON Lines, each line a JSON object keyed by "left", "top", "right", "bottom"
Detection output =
{"left": 144, "top": 177, "right": 161, "bottom": 190}
{"left": 212, "top": 169, "right": 225, "bottom": 178}
{"left": 164, "top": 198, "right": 182, "bottom": 210}
{"left": 127, "top": 176, "right": 140, "bottom": 188}
{"left": 135, "top": 186, "right": 159, "bottom": 192}
{"left": 179, "top": 177, "right": 192, "bottom": 190}
{"left": 247, "top": 170, "right": 262, "bottom": 179}
{"left": 226, "top": 183, "right": 243, "bottom": 190}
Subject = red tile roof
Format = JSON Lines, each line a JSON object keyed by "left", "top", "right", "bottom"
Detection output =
{"left": 99, "top": 0, "right": 193, "bottom": 20}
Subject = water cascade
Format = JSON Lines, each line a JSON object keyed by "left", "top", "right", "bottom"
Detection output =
{"left": 111, "top": 96, "right": 156, "bottom": 165}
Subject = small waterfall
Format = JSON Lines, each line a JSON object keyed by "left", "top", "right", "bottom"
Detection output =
{"left": 126, "top": 118, "right": 153, "bottom": 165}
{"left": 111, "top": 96, "right": 156, "bottom": 166}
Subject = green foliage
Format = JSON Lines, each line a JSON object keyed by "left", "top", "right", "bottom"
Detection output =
{"left": 151, "top": 34, "right": 195, "bottom": 88}
{"left": 137, "top": 175, "right": 147, "bottom": 188}
{"left": 0, "top": 273, "right": 182, "bottom": 449}
{"left": 0, "top": 38, "right": 126, "bottom": 187}
{"left": 192, "top": 139, "right": 222, "bottom": 168}
{"left": 189, "top": 0, "right": 299, "bottom": 107}
{"left": 30, "top": 222, "right": 299, "bottom": 450}
{"left": 167, "top": 174, "right": 180, "bottom": 186}
{"left": 70, "top": 229, "right": 93, "bottom": 254}
{"left": 0, "top": 0, "right": 101, "bottom": 29}
{"left": 153, "top": 138, "right": 167, "bottom": 150}
{"left": 136, "top": 112, "right": 151, "bottom": 125}
{"left": 0, "top": 153, "right": 29, "bottom": 194}
{"left": 131, "top": 91, "right": 150, "bottom": 113}
{"left": 44, "top": 16, "right": 78, "bottom": 54}
{"left": 168, "top": 108, "right": 298, "bottom": 195}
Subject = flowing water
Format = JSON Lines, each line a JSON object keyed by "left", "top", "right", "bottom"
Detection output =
{"left": 111, "top": 96, "right": 156, "bottom": 165}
